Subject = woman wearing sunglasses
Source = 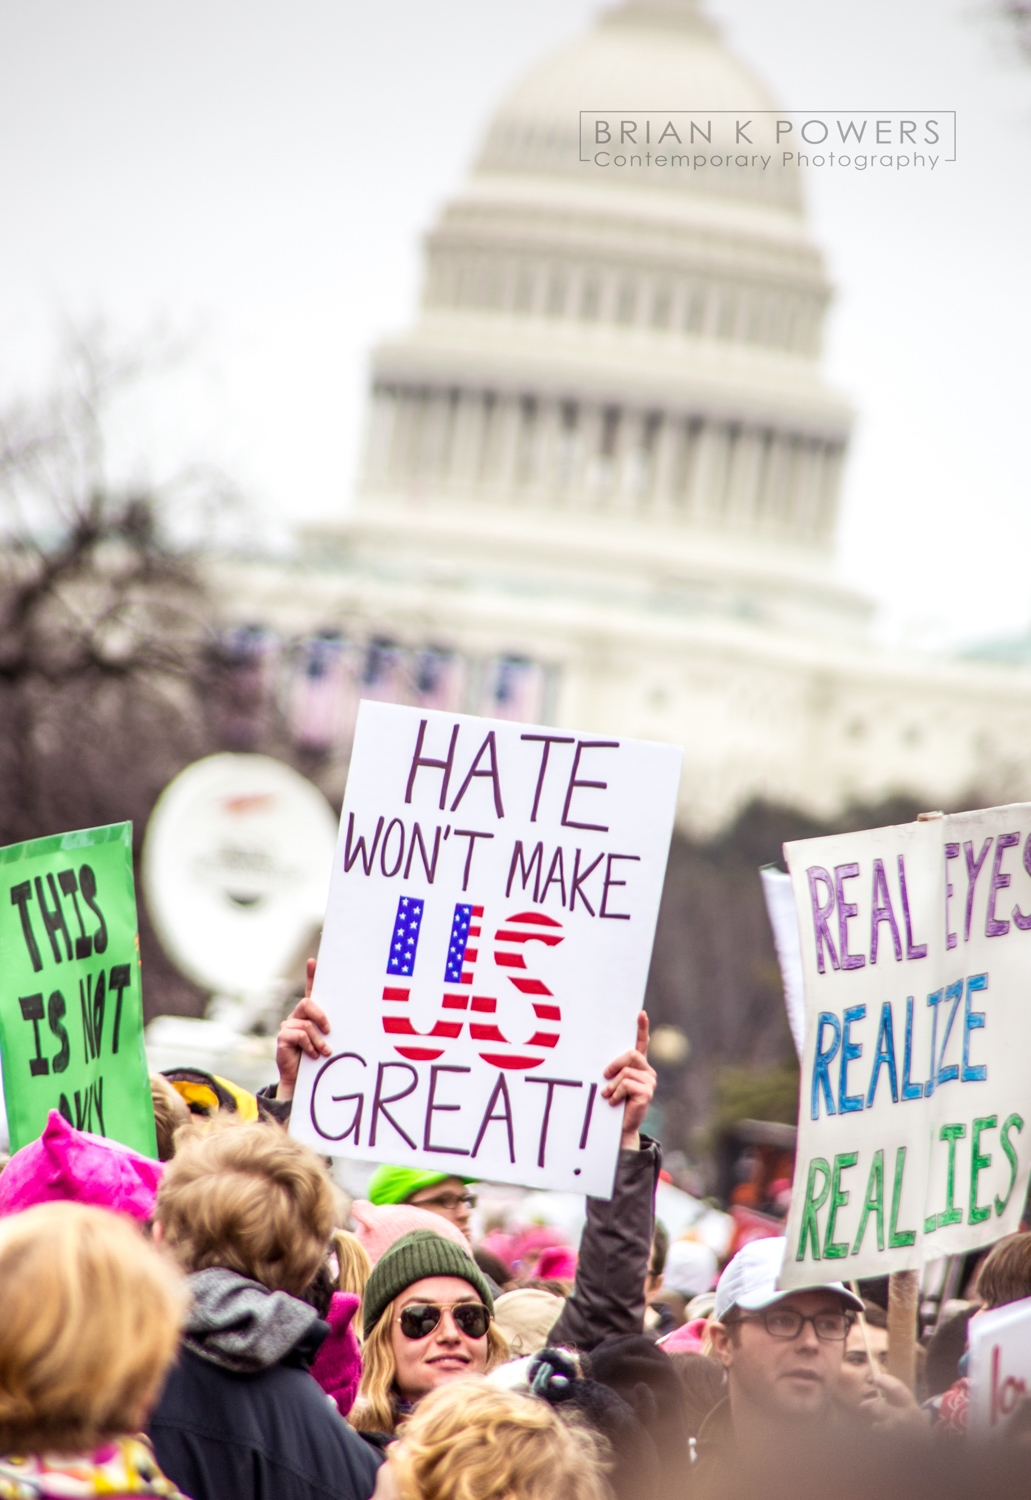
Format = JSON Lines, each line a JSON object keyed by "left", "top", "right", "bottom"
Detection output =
{"left": 351, "top": 1229, "right": 509, "bottom": 1437}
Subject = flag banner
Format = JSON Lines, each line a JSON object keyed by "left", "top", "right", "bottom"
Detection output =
{"left": 0, "top": 822, "right": 157, "bottom": 1157}
{"left": 781, "top": 805, "right": 1031, "bottom": 1287}
{"left": 289, "top": 702, "right": 682, "bottom": 1196}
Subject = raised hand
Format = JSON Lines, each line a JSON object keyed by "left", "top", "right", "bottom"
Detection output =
{"left": 275, "top": 957, "right": 332, "bottom": 1101}
{"left": 601, "top": 1011, "right": 656, "bottom": 1150}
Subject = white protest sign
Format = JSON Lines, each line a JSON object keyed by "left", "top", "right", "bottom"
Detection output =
{"left": 289, "top": 703, "right": 682, "bottom": 1196}
{"left": 760, "top": 865, "right": 807, "bottom": 1061}
{"left": 968, "top": 1295, "right": 1031, "bottom": 1433}
{"left": 781, "top": 805, "right": 1031, "bottom": 1288}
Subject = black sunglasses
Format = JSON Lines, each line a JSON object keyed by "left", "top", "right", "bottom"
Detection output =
{"left": 397, "top": 1301, "right": 492, "bottom": 1340}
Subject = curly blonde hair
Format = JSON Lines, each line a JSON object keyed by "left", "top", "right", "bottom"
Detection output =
{"left": 155, "top": 1115, "right": 336, "bottom": 1295}
{"left": 350, "top": 1301, "right": 509, "bottom": 1435}
{"left": 0, "top": 1201, "right": 187, "bottom": 1456}
{"left": 386, "top": 1381, "right": 609, "bottom": 1500}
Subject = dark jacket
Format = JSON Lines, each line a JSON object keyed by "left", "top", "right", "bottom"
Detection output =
{"left": 546, "top": 1134, "right": 662, "bottom": 1353}
{"left": 149, "top": 1268, "right": 381, "bottom": 1500}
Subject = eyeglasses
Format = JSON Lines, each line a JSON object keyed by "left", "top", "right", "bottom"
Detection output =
{"left": 411, "top": 1192, "right": 477, "bottom": 1212}
{"left": 735, "top": 1308, "right": 854, "bottom": 1342}
{"left": 397, "top": 1302, "right": 492, "bottom": 1341}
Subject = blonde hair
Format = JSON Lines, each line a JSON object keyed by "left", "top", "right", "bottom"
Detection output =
{"left": 0, "top": 1201, "right": 187, "bottom": 1456}
{"left": 387, "top": 1381, "right": 608, "bottom": 1500}
{"left": 155, "top": 1116, "right": 336, "bottom": 1295}
{"left": 332, "top": 1228, "right": 371, "bottom": 1301}
{"left": 149, "top": 1073, "right": 192, "bottom": 1162}
{"left": 351, "top": 1301, "right": 509, "bottom": 1435}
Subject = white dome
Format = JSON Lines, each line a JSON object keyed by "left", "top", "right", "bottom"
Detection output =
{"left": 476, "top": 0, "right": 803, "bottom": 212}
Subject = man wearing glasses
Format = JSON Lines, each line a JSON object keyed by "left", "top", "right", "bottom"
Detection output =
{"left": 695, "top": 1236, "right": 864, "bottom": 1487}
{"left": 367, "top": 1167, "right": 478, "bottom": 1241}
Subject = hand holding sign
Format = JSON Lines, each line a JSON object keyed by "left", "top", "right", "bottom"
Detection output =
{"left": 603, "top": 1011, "right": 655, "bottom": 1150}
{"left": 275, "top": 958, "right": 332, "bottom": 1101}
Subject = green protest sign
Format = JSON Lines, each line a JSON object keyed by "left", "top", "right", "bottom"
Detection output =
{"left": 0, "top": 822, "right": 157, "bottom": 1158}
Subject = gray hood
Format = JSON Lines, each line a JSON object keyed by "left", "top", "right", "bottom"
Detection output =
{"left": 184, "top": 1267, "right": 321, "bottom": 1373}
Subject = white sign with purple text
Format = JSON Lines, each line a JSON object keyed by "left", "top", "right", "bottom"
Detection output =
{"left": 781, "top": 806, "right": 1031, "bottom": 1287}
{"left": 289, "top": 703, "right": 682, "bottom": 1196}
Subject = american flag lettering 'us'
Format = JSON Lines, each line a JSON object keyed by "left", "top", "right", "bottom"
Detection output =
{"left": 380, "top": 894, "right": 565, "bottom": 1070}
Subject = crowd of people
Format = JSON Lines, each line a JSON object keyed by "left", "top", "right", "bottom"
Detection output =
{"left": 0, "top": 974, "right": 1029, "bottom": 1499}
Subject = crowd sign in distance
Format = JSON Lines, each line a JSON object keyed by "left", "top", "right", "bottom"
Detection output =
{"left": 0, "top": 822, "right": 157, "bottom": 1157}
{"left": 968, "top": 1293, "right": 1031, "bottom": 1433}
{"left": 289, "top": 702, "right": 682, "bottom": 1197}
{"left": 781, "top": 805, "right": 1031, "bottom": 1289}
{"left": 143, "top": 753, "right": 338, "bottom": 998}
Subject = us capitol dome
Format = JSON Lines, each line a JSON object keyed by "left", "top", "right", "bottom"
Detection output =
{"left": 219, "top": 0, "right": 1031, "bottom": 833}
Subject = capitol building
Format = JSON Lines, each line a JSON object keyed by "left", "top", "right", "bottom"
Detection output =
{"left": 219, "top": 0, "right": 1031, "bottom": 837}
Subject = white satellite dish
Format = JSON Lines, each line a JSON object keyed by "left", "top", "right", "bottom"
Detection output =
{"left": 143, "top": 754, "right": 339, "bottom": 998}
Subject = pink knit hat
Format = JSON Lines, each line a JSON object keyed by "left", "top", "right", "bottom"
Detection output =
{"left": 0, "top": 1110, "right": 162, "bottom": 1222}
{"left": 535, "top": 1244, "right": 578, "bottom": 1282}
{"left": 350, "top": 1199, "right": 469, "bottom": 1265}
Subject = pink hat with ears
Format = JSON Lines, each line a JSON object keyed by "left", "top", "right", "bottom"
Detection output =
{"left": 350, "top": 1199, "right": 470, "bottom": 1265}
{"left": 0, "top": 1110, "right": 162, "bottom": 1222}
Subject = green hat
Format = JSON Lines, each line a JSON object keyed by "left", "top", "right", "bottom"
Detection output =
{"left": 362, "top": 1229, "right": 494, "bottom": 1339}
{"left": 367, "top": 1164, "right": 476, "bottom": 1207}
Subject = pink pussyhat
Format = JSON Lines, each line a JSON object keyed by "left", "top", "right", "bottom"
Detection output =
{"left": 310, "top": 1291, "right": 363, "bottom": 1418}
{"left": 350, "top": 1199, "right": 470, "bottom": 1265}
{"left": 534, "top": 1245, "right": 578, "bottom": 1282}
{"left": 0, "top": 1110, "right": 162, "bottom": 1222}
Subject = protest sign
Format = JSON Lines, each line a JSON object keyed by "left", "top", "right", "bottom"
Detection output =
{"left": 760, "top": 865, "right": 806, "bottom": 1061}
{"left": 968, "top": 1294, "right": 1031, "bottom": 1433}
{"left": 781, "top": 805, "right": 1031, "bottom": 1287}
{"left": 0, "top": 823, "right": 157, "bottom": 1157}
{"left": 289, "top": 702, "right": 682, "bottom": 1195}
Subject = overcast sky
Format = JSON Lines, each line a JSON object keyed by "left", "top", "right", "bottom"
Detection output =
{"left": 0, "top": 0, "right": 1027, "bottom": 649}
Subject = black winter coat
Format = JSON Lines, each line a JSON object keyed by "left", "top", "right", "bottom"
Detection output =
{"left": 150, "top": 1324, "right": 381, "bottom": 1500}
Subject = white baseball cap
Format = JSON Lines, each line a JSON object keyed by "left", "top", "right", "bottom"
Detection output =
{"left": 713, "top": 1236, "right": 864, "bottom": 1323}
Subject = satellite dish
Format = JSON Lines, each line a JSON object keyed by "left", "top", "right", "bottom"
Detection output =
{"left": 143, "top": 753, "right": 339, "bottom": 998}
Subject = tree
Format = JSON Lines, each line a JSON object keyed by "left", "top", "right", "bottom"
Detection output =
{"left": 0, "top": 330, "right": 235, "bottom": 1017}
{"left": 1000, "top": 1, "right": 1031, "bottom": 57}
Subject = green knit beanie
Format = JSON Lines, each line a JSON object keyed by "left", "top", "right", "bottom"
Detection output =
{"left": 362, "top": 1229, "right": 494, "bottom": 1339}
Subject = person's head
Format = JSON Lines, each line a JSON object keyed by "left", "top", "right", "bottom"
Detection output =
{"left": 662, "top": 1239, "right": 718, "bottom": 1301}
{"left": 351, "top": 1198, "right": 471, "bottom": 1266}
{"left": 154, "top": 1116, "right": 336, "bottom": 1295}
{"left": 375, "top": 1380, "right": 608, "bottom": 1500}
{"left": 354, "top": 1230, "right": 506, "bottom": 1433}
{"left": 150, "top": 1073, "right": 191, "bottom": 1161}
{"left": 837, "top": 1303, "right": 889, "bottom": 1411}
{"left": 368, "top": 1166, "right": 477, "bottom": 1238}
{"left": 708, "top": 1237, "right": 861, "bottom": 1427}
{"left": 646, "top": 1220, "right": 669, "bottom": 1298}
{"left": 0, "top": 1110, "right": 162, "bottom": 1222}
{"left": 493, "top": 1288, "right": 567, "bottom": 1356}
{"left": 976, "top": 1233, "right": 1031, "bottom": 1310}
{"left": 0, "top": 1201, "right": 186, "bottom": 1457}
